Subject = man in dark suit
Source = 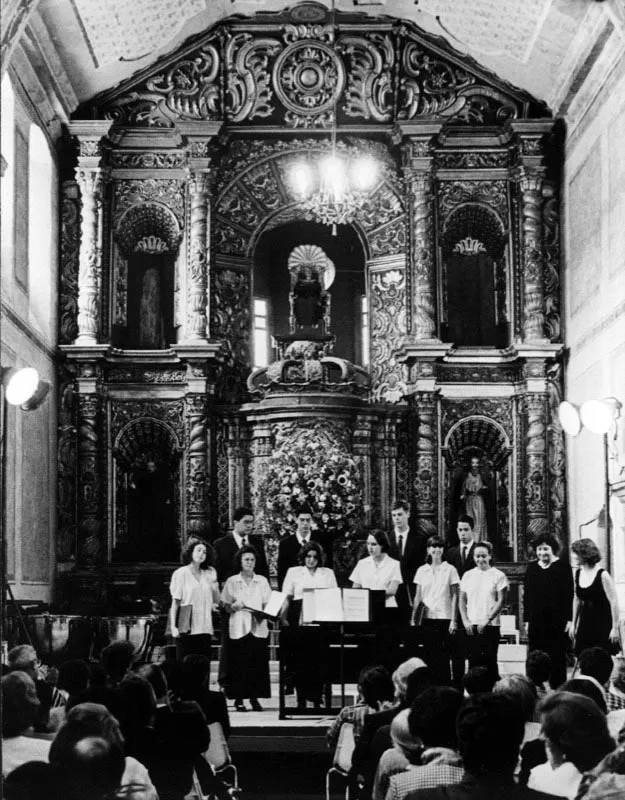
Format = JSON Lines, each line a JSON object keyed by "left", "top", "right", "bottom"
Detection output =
{"left": 444, "top": 514, "right": 477, "bottom": 689}
{"left": 387, "top": 500, "right": 427, "bottom": 633}
{"left": 277, "top": 505, "right": 320, "bottom": 589}
{"left": 213, "top": 505, "right": 269, "bottom": 587}
{"left": 405, "top": 693, "right": 553, "bottom": 800}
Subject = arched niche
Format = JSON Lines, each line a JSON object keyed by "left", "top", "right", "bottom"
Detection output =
{"left": 440, "top": 203, "right": 508, "bottom": 348}
{"left": 442, "top": 415, "right": 513, "bottom": 559}
{"left": 113, "top": 202, "right": 182, "bottom": 350}
{"left": 112, "top": 418, "right": 182, "bottom": 563}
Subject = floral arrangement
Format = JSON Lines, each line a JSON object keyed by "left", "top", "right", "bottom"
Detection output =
{"left": 256, "top": 427, "right": 364, "bottom": 540}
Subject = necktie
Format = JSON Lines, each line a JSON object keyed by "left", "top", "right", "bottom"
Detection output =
{"left": 397, "top": 534, "right": 404, "bottom": 557}
{"left": 242, "top": 535, "right": 248, "bottom": 547}
{"left": 462, "top": 546, "right": 467, "bottom": 565}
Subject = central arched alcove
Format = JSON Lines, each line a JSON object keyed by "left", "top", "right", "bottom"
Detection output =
{"left": 253, "top": 220, "right": 367, "bottom": 365}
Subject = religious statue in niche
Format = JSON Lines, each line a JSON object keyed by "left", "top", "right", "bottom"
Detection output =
{"left": 460, "top": 455, "right": 489, "bottom": 541}
{"left": 125, "top": 454, "right": 178, "bottom": 561}
{"left": 449, "top": 452, "right": 498, "bottom": 547}
{"left": 126, "top": 250, "right": 175, "bottom": 349}
{"left": 286, "top": 244, "right": 335, "bottom": 341}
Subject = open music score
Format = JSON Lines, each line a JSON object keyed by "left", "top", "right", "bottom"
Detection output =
{"left": 243, "top": 590, "right": 287, "bottom": 619}
{"left": 301, "top": 587, "right": 370, "bottom": 623}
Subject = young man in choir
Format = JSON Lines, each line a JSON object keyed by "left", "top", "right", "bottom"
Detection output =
{"left": 445, "top": 514, "right": 477, "bottom": 689}
{"left": 388, "top": 499, "right": 427, "bottom": 627}
{"left": 277, "top": 504, "right": 321, "bottom": 589}
{"left": 213, "top": 506, "right": 268, "bottom": 587}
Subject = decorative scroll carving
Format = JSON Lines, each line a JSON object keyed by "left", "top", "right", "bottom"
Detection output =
{"left": 215, "top": 421, "right": 230, "bottom": 535}
{"left": 441, "top": 398, "right": 513, "bottom": 438}
{"left": 107, "top": 367, "right": 186, "bottom": 383}
{"left": 211, "top": 269, "right": 251, "bottom": 403}
{"left": 441, "top": 204, "right": 505, "bottom": 256}
{"left": 116, "top": 202, "right": 182, "bottom": 255}
{"left": 75, "top": 169, "right": 104, "bottom": 343}
{"left": 57, "top": 366, "right": 77, "bottom": 562}
{"left": 113, "top": 250, "right": 127, "bottom": 325}
{"left": 444, "top": 416, "right": 511, "bottom": 471}
{"left": 438, "top": 180, "right": 508, "bottom": 221}
{"left": 103, "top": 41, "right": 221, "bottom": 127}
{"left": 407, "top": 172, "right": 436, "bottom": 338}
{"left": 110, "top": 400, "right": 186, "bottom": 442}
{"left": 518, "top": 169, "right": 546, "bottom": 340}
{"left": 77, "top": 394, "right": 102, "bottom": 566}
{"left": 187, "top": 172, "right": 210, "bottom": 340}
{"left": 370, "top": 269, "right": 407, "bottom": 403}
{"left": 341, "top": 33, "right": 393, "bottom": 122}
{"left": 437, "top": 363, "right": 520, "bottom": 384}
{"left": 114, "top": 179, "right": 185, "bottom": 227}
{"left": 547, "top": 362, "right": 566, "bottom": 544}
{"left": 436, "top": 151, "right": 508, "bottom": 169}
{"left": 60, "top": 181, "right": 80, "bottom": 344}
{"left": 414, "top": 393, "right": 437, "bottom": 537}
{"left": 226, "top": 33, "right": 282, "bottom": 123}
{"left": 110, "top": 151, "right": 187, "bottom": 169}
{"left": 543, "top": 180, "right": 561, "bottom": 343}
{"left": 524, "top": 393, "right": 548, "bottom": 540}
{"left": 186, "top": 394, "right": 210, "bottom": 538}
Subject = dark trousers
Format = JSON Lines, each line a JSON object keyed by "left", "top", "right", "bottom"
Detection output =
{"left": 451, "top": 619, "right": 467, "bottom": 688}
{"left": 421, "top": 618, "right": 452, "bottom": 685}
{"left": 176, "top": 633, "right": 212, "bottom": 666}
{"left": 466, "top": 625, "right": 500, "bottom": 679}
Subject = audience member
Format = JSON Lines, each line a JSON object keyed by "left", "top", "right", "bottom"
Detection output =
{"left": 3, "top": 761, "right": 63, "bottom": 800}
{"left": 2, "top": 672, "right": 51, "bottom": 776}
{"left": 525, "top": 650, "right": 553, "bottom": 701}
{"left": 493, "top": 674, "right": 540, "bottom": 742}
{"left": 385, "top": 687, "right": 464, "bottom": 800}
{"left": 49, "top": 658, "right": 91, "bottom": 730}
{"left": 528, "top": 691, "right": 615, "bottom": 798}
{"left": 117, "top": 673, "right": 159, "bottom": 767}
{"left": 578, "top": 647, "right": 625, "bottom": 711}
{"left": 54, "top": 735, "right": 126, "bottom": 800}
{"left": 100, "top": 641, "right": 136, "bottom": 687}
{"left": 182, "top": 653, "right": 231, "bottom": 738}
{"left": 575, "top": 739, "right": 625, "bottom": 799}
{"left": 327, "top": 664, "right": 395, "bottom": 750}
{"left": 461, "top": 665, "right": 496, "bottom": 698}
{"left": 372, "top": 709, "right": 420, "bottom": 800}
{"left": 7, "top": 644, "right": 54, "bottom": 732}
{"left": 559, "top": 678, "right": 607, "bottom": 714}
{"left": 406, "top": 693, "right": 554, "bottom": 799}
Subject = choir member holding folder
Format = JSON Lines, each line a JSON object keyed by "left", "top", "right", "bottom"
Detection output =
{"left": 350, "top": 529, "right": 403, "bottom": 671}
{"left": 281, "top": 541, "right": 338, "bottom": 709}
{"left": 221, "top": 544, "right": 272, "bottom": 712}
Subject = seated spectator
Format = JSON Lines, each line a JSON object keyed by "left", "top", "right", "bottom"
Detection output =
{"left": 3, "top": 761, "right": 63, "bottom": 800}
{"left": 49, "top": 659, "right": 91, "bottom": 730}
{"left": 2, "top": 672, "right": 51, "bottom": 776}
{"left": 100, "top": 641, "right": 136, "bottom": 688}
{"left": 460, "top": 665, "right": 496, "bottom": 698}
{"left": 77, "top": 659, "right": 124, "bottom": 719}
{"left": 327, "top": 665, "right": 395, "bottom": 750}
{"left": 182, "top": 654, "right": 231, "bottom": 738}
{"left": 54, "top": 735, "right": 125, "bottom": 800}
{"left": 384, "top": 687, "right": 464, "bottom": 800}
{"left": 407, "top": 693, "right": 554, "bottom": 799}
{"left": 49, "top": 702, "right": 158, "bottom": 800}
{"left": 559, "top": 678, "right": 607, "bottom": 713}
{"left": 7, "top": 645, "right": 54, "bottom": 733}
{"left": 528, "top": 691, "right": 615, "bottom": 799}
{"left": 493, "top": 674, "right": 541, "bottom": 743}
{"left": 526, "top": 650, "right": 553, "bottom": 698}
{"left": 577, "top": 647, "right": 622, "bottom": 709}
{"left": 575, "top": 739, "right": 625, "bottom": 799}
{"left": 117, "top": 674, "right": 160, "bottom": 768}
{"left": 372, "top": 709, "right": 420, "bottom": 800}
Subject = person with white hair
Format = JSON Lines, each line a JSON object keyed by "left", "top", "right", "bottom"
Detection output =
{"left": 1, "top": 672, "right": 51, "bottom": 777}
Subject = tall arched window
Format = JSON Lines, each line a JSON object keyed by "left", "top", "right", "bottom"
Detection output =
{"left": 1, "top": 74, "right": 15, "bottom": 280}
{"left": 28, "top": 123, "right": 54, "bottom": 339}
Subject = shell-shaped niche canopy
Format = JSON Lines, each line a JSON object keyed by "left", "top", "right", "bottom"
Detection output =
{"left": 287, "top": 244, "right": 336, "bottom": 289}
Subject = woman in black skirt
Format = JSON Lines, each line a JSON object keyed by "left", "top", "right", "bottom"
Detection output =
{"left": 221, "top": 544, "right": 272, "bottom": 712}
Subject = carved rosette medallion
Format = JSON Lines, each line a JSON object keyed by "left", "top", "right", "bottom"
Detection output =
{"left": 273, "top": 39, "right": 345, "bottom": 127}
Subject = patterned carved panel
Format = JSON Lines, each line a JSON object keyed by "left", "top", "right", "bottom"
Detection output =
{"left": 369, "top": 269, "right": 408, "bottom": 403}
{"left": 215, "top": 420, "right": 230, "bottom": 536}
{"left": 60, "top": 181, "right": 81, "bottom": 344}
{"left": 441, "top": 398, "right": 513, "bottom": 439}
{"left": 443, "top": 415, "right": 510, "bottom": 470}
{"left": 114, "top": 418, "right": 181, "bottom": 470}
{"left": 543, "top": 181, "right": 561, "bottom": 343}
{"left": 110, "top": 400, "right": 186, "bottom": 442}
{"left": 211, "top": 269, "right": 251, "bottom": 404}
{"left": 547, "top": 362, "right": 566, "bottom": 544}
{"left": 113, "top": 179, "right": 186, "bottom": 227}
{"left": 116, "top": 202, "right": 182, "bottom": 254}
{"left": 438, "top": 180, "right": 508, "bottom": 222}
{"left": 57, "top": 366, "right": 78, "bottom": 562}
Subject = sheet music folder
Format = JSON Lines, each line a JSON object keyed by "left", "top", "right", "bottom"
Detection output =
{"left": 301, "top": 588, "right": 384, "bottom": 623}
{"left": 243, "top": 590, "right": 287, "bottom": 619}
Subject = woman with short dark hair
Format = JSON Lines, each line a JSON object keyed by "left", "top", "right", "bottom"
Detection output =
{"left": 570, "top": 537, "right": 621, "bottom": 656}
{"left": 524, "top": 533, "right": 574, "bottom": 689}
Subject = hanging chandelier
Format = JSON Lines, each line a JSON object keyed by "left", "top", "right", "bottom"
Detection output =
{"left": 287, "top": 0, "right": 378, "bottom": 235}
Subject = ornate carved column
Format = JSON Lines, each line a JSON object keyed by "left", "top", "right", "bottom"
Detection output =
{"left": 186, "top": 394, "right": 210, "bottom": 539}
{"left": 69, "top": 122, "right": 112, "bottom": 345}
{"left": 77, "top": 390, "right": 103, "bottom": 567}
{"left": 523, "top": 393, "right": 549, "bottom": 543}
{"left": 413, "top": 392, "right": 438, "bottom": 538}
{"left": 187, "top": 169, "right": 210, "bottom": 341}
{"left": 517, "top": 168, "right": 546, "bottom": 341}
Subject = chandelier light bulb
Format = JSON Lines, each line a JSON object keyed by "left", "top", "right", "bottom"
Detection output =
{"left": 4, "top": 367, "right": 39, "bottom": 406}
{"left": 351, "top": 155, "right": 377, "bottom": 190}
{"left": 290, "top": 162, "right": 313, "bottom": 197}
{"left": 320, "top": 153, "right": 347, "bottom": 202}
{"left": 558, "top": 401, "right": 581, "bottom": 436}
{"left": 580, "top": 399, "right": 613, "bottom": 434}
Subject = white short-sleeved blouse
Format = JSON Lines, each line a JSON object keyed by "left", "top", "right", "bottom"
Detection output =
{"left": 414, "top": 562, "right": 460, "bottom": 620}
{"left": 221, "top": 573, "right": 272, "bottom": 640}
{"left": 281, "top": 566, "right": 338, "bottom": 598}
{"left": 170, "top": 565, "right": 218, "bottom": 635}
{"left": 460, "top": 566, "right": 509, "bottom": 626}
{"left": 349, "top": 555, "right": 402, "bottom": 608}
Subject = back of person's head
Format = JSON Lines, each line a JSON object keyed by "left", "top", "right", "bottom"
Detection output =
{"left": 57, "top": 659, "right": 90, "bottom": 697}
{"left": 88, "top": 661, "right": 108, "bottom": 688}
{"left": 118, "top": 673, "right": 156, "bottom": 733}
{"left": 462, "top": 665, "right": 496, "bottom": 697}
{"left": 390, "top": 708, "right": 423, "bottom": 761}
{"left": 2, "top": 671, "right": 40, "bottom": 737}
{"left": 358, "top": 665, "right": 395, "bottom": 709}
{"left": 409, "top": 686, "right": 463, "bottom": 750}
{"left": 538, "top": 691, "right": 615, "bottom": 772}
{"left": 182, "top": 654, "right": 211, "bottom": 692}
{"left": 493, "top": 674, "right": 537, "bottom": 723}
{"left": 49, "top": 702, "right": 125, "bottom": 765}
{"left": 56, "top": 736, "right": 125, "bottom": 800}
{"left": 404, "top": 667, "right": 435, "bottom": 706}
{"left": 3, "top": 761, "right": 63, "bottom": 800}
{"left": 100, "top": 641, "right": 135, "bottom": 683}
{"left": 456, "top": 693, "right": 525, "bottom": 776}
{"left": 578, "top": 647, "right": 614, "bottom": 686}
{"left": 392, "top": 657, "right": 426, "bottom": 703}
{"left": 526, "top": 650, "right": 552, "bottom": 688}
{"left": 160, "top": 657, "right": 184, "bottom": 698}
{"left": 7, "top": 645, "right": 38, "bottom": 673}
{"left": 559, "top": 678, "right": 608, "bottom": 714}
{"left": 136, "top": 662, "right": 168, "bottom": 702}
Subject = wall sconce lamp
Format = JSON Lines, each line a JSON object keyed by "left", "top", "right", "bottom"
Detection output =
{"left": 558, "top": 397, "right": 622, "bottom": 572}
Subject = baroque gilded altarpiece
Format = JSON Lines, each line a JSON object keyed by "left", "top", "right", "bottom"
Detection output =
{"left": 56, "top": 2, "right": 564, "bottom": 605}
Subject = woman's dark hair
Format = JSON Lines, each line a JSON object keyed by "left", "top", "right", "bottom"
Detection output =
{"left": 297, "top": 540, "right": 326, "bottom": 566}
{"left": 234, "top": 543, "right": 258, "bottom": 572}
{"left": 462, "top": 665, "right": 496, "bottom": 696}
{"left": 525, "top": 650, "right": 552, "bottom": 688}
{"left": 571, "top": 537, "right": 602, "bottom": 566}
{"left": 366, "top": 528, "right": 391, "bottom": 553}
{"left": 100, "top": 641, "right": 135, "bottom": 684}
{"left": 180, "top": 536, "right": 213, "bottom": 569}
{"left": 57, "top": 659, "right": 90, "bottom": 697}
{"left": 493, "top": 674, "right": 537, "bottom": 723}
{"left": 425, "top": 535, "right": 445, "bottom": 564}
{"left": 358, "top": 665, "right": 395, "bottom": 708}
{"left": 457, "top": 693, "right": 525, "bottom": 775}
{"left": 539, "top": 691, "right": 614, "bottom": 772}
{"left": 117, "top": 673, "right": 157, "bottom": 735}
{"left": 531, "top": 533, "right": 561, "bottom": 555}
{"left": 474, "top": 540, "right": 493, "bottom": 557}
{"left": 409, "top": 687, "right": 463, "bottom": 749}
{"left": 559, "top": 678, "right": 607, "bottom": 714}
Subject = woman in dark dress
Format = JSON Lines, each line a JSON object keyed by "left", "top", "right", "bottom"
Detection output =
{"left": 524, "top": 533, "right": 574, "bottom": 689}
{"left": 569, "top": 537, "right": 621, "bottom": 657}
